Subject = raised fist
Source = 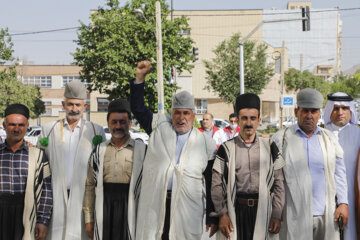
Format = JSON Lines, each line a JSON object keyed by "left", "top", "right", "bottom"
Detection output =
{"left": 135, "top": 60, "right": 152, "bottom": 83}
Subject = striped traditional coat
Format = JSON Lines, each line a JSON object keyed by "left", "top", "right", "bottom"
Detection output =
{"left": 212, "top": 136, "right": 285, "bottom": 240}
{"left": 90, "top": 139, "right": 146, "bottom": 240}
{"left": 23, "top": 146, "right": 51, "bottom": 240}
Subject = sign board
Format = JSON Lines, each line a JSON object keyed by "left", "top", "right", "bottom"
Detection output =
{"left": 281, "top": 95, "right": 296, "bottom": 108}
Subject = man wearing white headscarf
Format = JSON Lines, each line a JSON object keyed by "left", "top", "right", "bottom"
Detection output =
{"left": 324, "top": 92, "right": 360, "bottom": 240}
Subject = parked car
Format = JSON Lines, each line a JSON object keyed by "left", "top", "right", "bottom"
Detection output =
{"left": 198, "top": 118, "right": 229, "bottom": 129}
{"left": 103, "top": 127, "right": 149, "bottom": 144}
{"left": 26, "top": 126, "right": 41, "bottom": 136}
{"left": 24, "top": 126, "right": 42, "bottom": 146}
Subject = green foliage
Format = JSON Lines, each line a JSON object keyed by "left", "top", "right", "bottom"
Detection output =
{"left": 193, "top": 117, "right": 201, "bottom": 128}
{"left": 0, "top": 28, "right": 45, "bottom": 118}
{"left": 330, "top": 73, "right": 360, "bottom": 98}
{"left": 73, "top": 0, "right": 194, "bottom": 113}
{"left": 204, "top": 33, "right": 274, "bottom": 106}
{"left": 284, "top": 68, "right": 330, "bottom": 97}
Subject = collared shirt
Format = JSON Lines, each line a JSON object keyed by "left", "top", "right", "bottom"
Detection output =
{"left": 0, "top": 141, "right": 52, "bottom": 225}
{"left": 63, "top": 118, "right": 82, "bottom": 190}
{"left": 235, "top": 135, "right": 261, "bottom": 193}
{"left": 168, "top": 129, "right": 192, "bottom": 190}
{"left": 295, "top": 124, "right": 348, "bottom": 216}
{"left": 103, "top": 138, "right": 134, "bottom": 183}
{"left": 83, "top": 137, "right": 135, "bottom": 223}
{"left": 203, "top": 127, "right": 213, "bottom": 137}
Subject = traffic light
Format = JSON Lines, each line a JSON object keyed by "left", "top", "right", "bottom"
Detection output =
{"left": 302, "top": 6, "right": 310, "bottom": 31}
{"left": 193, "top": 47, "right": 199, "bottom": 62}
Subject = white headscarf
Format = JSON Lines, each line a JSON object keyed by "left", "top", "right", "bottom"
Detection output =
{"left": 324, "top": 92, "right": 358, "bottom": 125}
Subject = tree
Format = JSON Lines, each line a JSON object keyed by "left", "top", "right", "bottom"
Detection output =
{"left": 0, "top": 28, "right": 44, "bottom": 118}
{"left": 284, "top": 68, "right": 330, "bottom": 97}
{"left": 329, "top": 73, "right": 360, "bottom": 98}
{"left": 73, "top": 0, "right": 194, "bottom": 112}
{"left": 204, "top": 33, "right": 274, "bottom": 106}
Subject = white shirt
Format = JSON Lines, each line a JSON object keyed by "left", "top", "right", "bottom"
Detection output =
{"left": 63, "top": 118, "right": 82, "bottom": 190}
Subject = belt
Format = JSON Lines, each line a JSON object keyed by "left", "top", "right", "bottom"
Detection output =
{"left": 237, "top": 198, "right": 258, "bottom": 207}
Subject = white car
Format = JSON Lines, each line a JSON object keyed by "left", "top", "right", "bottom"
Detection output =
{"left": 103, "top": 127, "right": 149, "bottom": 144}
{"left": 197, "top": 118, "right": 229, "bottom": 129}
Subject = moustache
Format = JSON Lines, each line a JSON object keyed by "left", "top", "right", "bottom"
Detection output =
{"left": 68, "top": 111, "right": 80, "bottom": 115}
{"left": 244, "top": 125, "right": 253, "bottom": 129}
{"left": 112, "top": 128, "right": 125, "bottom": 133}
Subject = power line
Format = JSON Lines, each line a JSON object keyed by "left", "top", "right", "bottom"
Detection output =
{"left": 172, "top": 7, "right": 360, "bottom": 17}
{"left": 10, "top": 27, "right": 79, "bottom": 36}
{"left": 8, "top": 7, "right": 360, "bottom": 37}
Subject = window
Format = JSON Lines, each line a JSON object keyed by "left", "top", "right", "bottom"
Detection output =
{"left": 44, "top": 101, "right": 52, "bottom": 106}
{"left": 195, "top": 99, "right": 208, "bottom": 114}
{"left": 275, "top": 57, "right": 281, "bottom": 73}
{"left": 22, "top": 76, "right": 52, "bottom": 88}
{"left": 41, "top": 108, "right": 52, "bottom": 116}
{"left": 319, "top": 68, "right": 329, "bottom": 74}
{"left": 178, "top": 29, "right": 190, "bottom": 35}
{"left": 62, "top": 76, "right": 90, "bottom": 88}
{"left": 97, "top": 98, "right": 109, "bottom": 112}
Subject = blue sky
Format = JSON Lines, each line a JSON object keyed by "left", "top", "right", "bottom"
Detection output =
{"left": 0, "top": 0, "right": 359, "bottom": 71}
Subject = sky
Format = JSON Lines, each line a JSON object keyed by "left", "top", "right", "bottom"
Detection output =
{"left": 0, "top": 0, "right": 359, "bottom": 71}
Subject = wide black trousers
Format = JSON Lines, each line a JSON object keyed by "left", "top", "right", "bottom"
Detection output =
{"left": 235, "top": 196, "right": 258, "bottom": 240}
{"left": 0, "top": 193, "right": 25, "bottom": 240}
{"left": 161, "top": 192, "right": 171, "bottom": 240}
{"left": 103, "top": 183, "right": 130, "bottom": 240}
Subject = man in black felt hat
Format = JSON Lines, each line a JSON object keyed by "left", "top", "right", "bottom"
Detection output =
{"left": 211, "top": 93, "right": 285, "bottom": 240}
{"left": 0, "top": 104, "right": 52, "bottom": 240}
{"left": 83, "top": 99, "right": 146, "bottom": 240}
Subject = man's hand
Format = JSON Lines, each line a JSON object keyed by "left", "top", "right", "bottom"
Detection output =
{"left": 35, "top": 223, "right": 48, "bottom": 240}
{"left": 219, "top": 213, "right": 233, "bottom": 238}
{"left": 135, "top": 60, "right": 151, "bottom": 83}
{"left": 334, "top": 203, "right": 349, "bottom": 230}
{"left": 86, "top": 222, "right": 94, "bottom": 239}
{"left": 268, "top": 217, "right": 281, "bottom": 234}
{"left": 206, "top": 223, "right": 218, "bottom": 238}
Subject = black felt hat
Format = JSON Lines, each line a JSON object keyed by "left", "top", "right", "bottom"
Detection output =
{"left": 5, "top": 103, "right": 30, "bottom": 119}
{"left": 235, "top": 93, "right": 260, "bottom": 114}
{"left": 108, "top": 99, "right": 131, "bottom": 115}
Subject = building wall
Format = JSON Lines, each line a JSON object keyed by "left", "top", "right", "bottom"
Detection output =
{"left": 174, "top": 9, "right": 264, "bottom": 99}
{"left": 173, "top": 9, "right": 292, "bottom": 122}
{"left": 0, "top": 65, "right": 108, "bottom": 126}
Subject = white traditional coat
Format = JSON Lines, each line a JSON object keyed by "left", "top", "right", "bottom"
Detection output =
{"left": 272, "top": 125, "right": 343, "bottom": 240}
{"left": 326, "top": 123, "right": 360, "bottom": 240}
{"left": 90, "top": 139, "right": 146, "bottom": 240}
{"left": 136, "top": 114, "right": 217, "bottom": 240}
{"left": 40, "top": 119, "right": 105, "bottom": 240}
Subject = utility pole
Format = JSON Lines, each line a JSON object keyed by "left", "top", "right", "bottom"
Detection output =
{"left": 171, "top": 0, "right": 173, "bottom": 21}
{"left": 155, "top": 1, "right": 164, "bottom": 113}
{"left": 300, "top": 54, "right": 303, "bottom": 72}
{"left": 280, "top": 41, "right": 285, "bottom": 129}
{"left": 239, "top": 43, "right": 245, "bottom": 94}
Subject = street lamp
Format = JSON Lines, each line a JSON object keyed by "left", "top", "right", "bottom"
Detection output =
{"left": 134, "top": 2, "right": 164, "bottom": 114}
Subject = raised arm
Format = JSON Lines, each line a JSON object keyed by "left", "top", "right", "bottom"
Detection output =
{"left": 130, "top": 61, "right": 153, "bottom": 135}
